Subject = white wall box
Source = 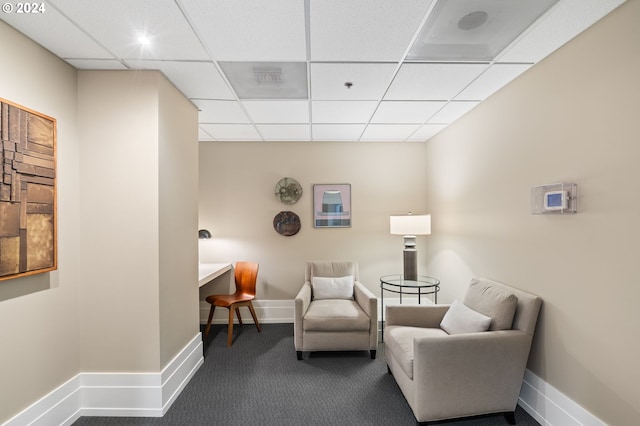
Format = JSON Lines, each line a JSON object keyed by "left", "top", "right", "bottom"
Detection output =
{"left": 530, "top": 183, "right": 577, "bottom": 214}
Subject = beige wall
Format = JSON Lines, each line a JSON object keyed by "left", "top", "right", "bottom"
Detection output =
{"left": 0, "top": 22, "right": 81, "bottom": 423}
{"left": 157, "top": 76, "right": 200, "bottom": 366}
{"left": 78, "top": 70, "right": 200, "bottom": 372}
{"left": 423, "top": 1, "right": 639, "bottom": 424}
{"left": 198, "top": 141, "right": 430, "bottom": 298}
{"left": 78, "top": 71, "right": 162, "bottom": 371}
{"left": 0, "top": 23, "right": 199, "bottom": 421}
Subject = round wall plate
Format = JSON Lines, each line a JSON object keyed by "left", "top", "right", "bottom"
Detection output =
{"left": 273, "top": 211, "right": 301, "bottom": 236}
{"left": 275, "top": 177, "right": 303, "bottom": 205}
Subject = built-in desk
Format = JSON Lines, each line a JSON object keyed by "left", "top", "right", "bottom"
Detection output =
{"left": 198, "top": 263, "right": 232, "bottom": 287}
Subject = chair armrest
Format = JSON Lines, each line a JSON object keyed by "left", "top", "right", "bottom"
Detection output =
{"left": 295, "top": 281, "right": 312, "bottom": 317}
{"left": 354, "top": 281, "right": 378, "bottom": 348}
{"left": 294, "top": 282, "right": 312, "bottom": 350}
{"left": 412, "top": 330, "right": 533, "bottom": 416}
{"left": 385, "top": 304, "right": 450, "bottom": 328}
{"left": 354, "top": 281, "right": 377, "bottom": 320}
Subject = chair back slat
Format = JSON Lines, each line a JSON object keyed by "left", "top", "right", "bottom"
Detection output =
{"left": 235, "top": 261, "right": 259, "bottom": 297}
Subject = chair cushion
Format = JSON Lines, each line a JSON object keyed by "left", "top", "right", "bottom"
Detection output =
{"left": 312, "top": 276, "right": 354, "bottom": 300}
{"left": 303, "top": 299, "right": 370, "bottom": 331}
{"left": 385, "top": 325, "right": 448, "bottom": 379}
{"left": 463, "top": 278, "right": 518, "bottom": 330}
{"left": 440, "top": 300, "right": 492, "bottom": 335}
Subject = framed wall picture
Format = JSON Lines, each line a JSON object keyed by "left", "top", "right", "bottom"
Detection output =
{"left": 313, "top": 184, "right": 351, "bottom": 228}
{"left": 0, "top": 98, "right": 57, "bottom": 281}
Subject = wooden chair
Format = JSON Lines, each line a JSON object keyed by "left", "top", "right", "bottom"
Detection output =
{"left": 204, "top": 261, "right": 261, "bottom": 346}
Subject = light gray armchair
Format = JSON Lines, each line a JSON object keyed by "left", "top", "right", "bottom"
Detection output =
{"left": 294, "top": 261, "right": 378, "bottom": 360}
{"left": 384, "top": 278, "right": 541, "bottom": 424}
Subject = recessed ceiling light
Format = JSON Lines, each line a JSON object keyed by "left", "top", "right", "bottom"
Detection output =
{"left": 137, "top": 34, "right": 151, "bottom": 46}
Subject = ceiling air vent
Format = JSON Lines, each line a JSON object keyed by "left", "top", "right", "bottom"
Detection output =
{"left": 407, "top": 0, "right": 559, "bottom": 61}
{"left": 219, "top": 62, "right": 308, "bottom": 99}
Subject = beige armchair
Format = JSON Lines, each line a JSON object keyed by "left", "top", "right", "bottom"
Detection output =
{"left": 384, "top": 278, "right": 541, "bottom": 424}
{"left": 294, "top": 261, "right": 378, "bottom": 360}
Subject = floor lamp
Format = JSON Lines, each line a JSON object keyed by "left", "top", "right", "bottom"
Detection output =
{"left": 390, "top": 214, "right": 431, "bottom": 281}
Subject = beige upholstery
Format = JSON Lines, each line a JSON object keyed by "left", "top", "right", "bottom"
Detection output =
{"left": 384, "top": 278, "right": 541, "bottom": 424}
{"left": 294, "top": 261, "right": 378, "bottom": 360}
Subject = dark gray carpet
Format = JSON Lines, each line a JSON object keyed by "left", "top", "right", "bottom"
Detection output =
{"left": 73, "top": 324, "right": 539, "bottom": 426}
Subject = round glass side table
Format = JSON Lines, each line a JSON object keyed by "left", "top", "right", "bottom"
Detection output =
{"left": 380, "top": 275, "right": 440, "bottom": 340}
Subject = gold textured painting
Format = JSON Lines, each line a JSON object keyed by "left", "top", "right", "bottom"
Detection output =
{"left": 0, "top": 98, "right": 56, "bottom": 281}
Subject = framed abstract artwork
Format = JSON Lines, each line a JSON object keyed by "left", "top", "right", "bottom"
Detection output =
{"left": 0, "top": 98, "right": 56, "bottom": 281}
{"left": 313, "top": 184, "right": 351, "bottom": 228}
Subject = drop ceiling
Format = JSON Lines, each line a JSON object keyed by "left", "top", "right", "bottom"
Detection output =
{"left": 1, "top": 0, "right": 626, "bottom": 142}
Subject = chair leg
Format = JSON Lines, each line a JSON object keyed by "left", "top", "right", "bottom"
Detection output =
{"left": 296, "top": 351, "right": 303, "bottom": 360}
{"left": 235, "top": 307, "right": 243, "bottom": 325}
{"left": 227, "top": 307, "right": 235, "bottom": 347}
{"left": 247, "top": 301, "right": 262, "bottom": 332}
{"left": 204, "top": 305, "right": 216, "bottom": 338}
{"left": 504, "top": 411, "right": 516, "bottom": 425}
{"left": 370, "top": 349, "right": 376, "bottom": 359}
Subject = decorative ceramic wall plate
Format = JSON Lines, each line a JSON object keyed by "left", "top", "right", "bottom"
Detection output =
{"left": 275, "top": 177, "right": 303, "bottom": 205}
{"left": 273, "top": 211, "right": 301, "bottom": 236}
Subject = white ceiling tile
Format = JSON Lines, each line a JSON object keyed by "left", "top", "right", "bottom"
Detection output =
{"left": 65, "top": 59, "right": 128, "bottom": 70}
{"left": 428, "top": 101, "right": 480, "bottom": 124}
{"left": 199, "top": 126, "right": 215, "bottom": 141}
{"left": 181, "top": 0, "right": 307, "bottom": 61}
{"left": 371, "top": 101, "right": 447, "bottom": 124}
{"left": 360, "top": 124, "right": 421, "bottom": 141}
{"left": 3, "top": 0, "right": 623, "bottom": 143}
{"left": 310, "top": 63, "right": 397, "bottom": 101}
{"left": 242, "top": 101, "right": 309, "bottom": 124}
{"left": 192, "top": 100, "right": 250, "bottom": 124}
{"left": 200, "top": 124, "right": 262, "bottom": 141}
{"left": 407, "top": 124, "right": 448, "bottom": 141}
{"left": 385, "top": 63, "right": 489, "bottom": 101}
{"left": 1, "top": 6, "right": 114, "bottom": 59}
{"left": 498, "top": 0, "right": 627, "bottom": 63}
{"left": 52, "top": 0, "right": 208, "bottom": 60}
{"left": 133, "top": 61, "right": 235, "bottom": 100}
{"left": 312, "top": 101, "right": 378, "bottom": 123}
{"left": 312, "top": 125, "right": 367, "bottom": 141}
{"left": 256, "top": 125, "right": 311, "bottom": 141}
{"left": 456, "top": 64, "right": 532, "bottom": 101}
{"left": 310, "top": 0, "right": 435, "bottom": 61}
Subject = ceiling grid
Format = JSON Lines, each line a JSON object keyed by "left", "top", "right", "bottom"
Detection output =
{"left": 0, "top": 0, "right": 627, "bottom": 142}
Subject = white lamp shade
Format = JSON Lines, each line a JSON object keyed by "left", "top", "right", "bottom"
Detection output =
{"left": 390, "top": 214, "right": 431, "bottom": 236}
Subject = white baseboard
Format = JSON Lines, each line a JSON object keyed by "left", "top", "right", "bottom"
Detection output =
{"left": 198, "top": 297, "right": 431, "bottom": 325}
{"left": 2, "top": 375, "right": 83, "bottom": 426}
{"left": 3, "top": 312, "right": 605, "bottom": 426}
{"left": 518, "top": 369, "right": 606, "bottom": 426}
{"left": 200, "top": 299, "right": 294, "bottom": 324}
{"left": 2, "top": 333, "right": 204, "bottom": 426}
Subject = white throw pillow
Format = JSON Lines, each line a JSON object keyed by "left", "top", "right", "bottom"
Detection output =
{"left": 440, "top": 300, "right": 492, "bottom": 335}
{"left": 312, "top": 275, "right": 354, "bottom": 300}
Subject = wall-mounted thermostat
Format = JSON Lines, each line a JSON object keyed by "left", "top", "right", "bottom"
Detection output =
{"left": 531, "top": 183, "right": 577, "bottom": 214}
{"left": 544, "top": 190, "right": 569, "bottom": 211}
